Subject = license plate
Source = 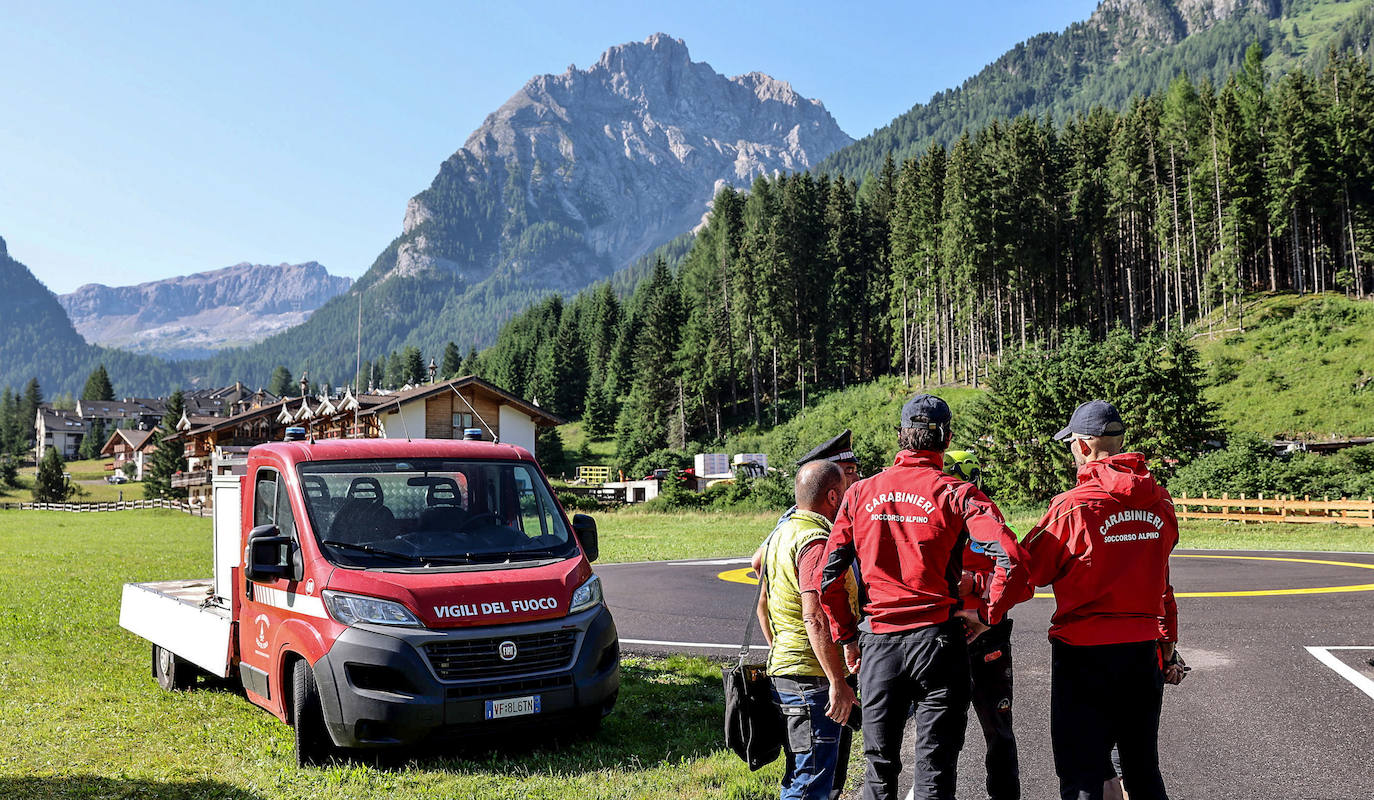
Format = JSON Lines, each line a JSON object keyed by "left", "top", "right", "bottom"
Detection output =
{"left": 484, "top": 694, "right": 541, "bottom": 720}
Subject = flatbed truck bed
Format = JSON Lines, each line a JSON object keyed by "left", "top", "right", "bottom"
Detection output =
{"left": 119, "top": 579, "right": 233, "bottom": 678}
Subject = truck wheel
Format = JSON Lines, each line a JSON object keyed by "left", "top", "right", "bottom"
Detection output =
{"left": 291, "top": 659, "right": 333, "bottom": 767}
{"left": 152, "top": 644, "right": 197, "bottom": 691}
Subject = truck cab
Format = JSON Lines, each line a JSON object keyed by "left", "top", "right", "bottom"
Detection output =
{"left": 121, "top": 438, "right": 619, "bottom": 764}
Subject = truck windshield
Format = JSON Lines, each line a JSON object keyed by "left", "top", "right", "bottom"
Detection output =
{"left": 297, "top": 459, "right": 576, "bottom": 568}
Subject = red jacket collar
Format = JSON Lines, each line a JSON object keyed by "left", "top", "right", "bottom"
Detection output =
{"left": 892, "top": 450, "right": 944, "bottom": 470}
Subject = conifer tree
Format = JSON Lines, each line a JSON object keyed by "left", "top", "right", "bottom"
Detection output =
{"left": 440, "top": 341, "right": 462, "bottom": 378}
{"left": 81, "top": 365, "right": 115, "bottom": 401}
{"left": 32, "top": 446, "right": 73, "bottom": 503}
{"left": 459, "top": 346, "right": 480, "bottom": 378}
{"left": 143, "top": 390, "right": 187, "bottom": 500}
{"left": 268, "top": 366, "right": 294, "bottom": 398}
{"left": 20, "top": 378, "right": 42, "bottom": 451}
{"left": 0, "top": 388, "right": 19, "bottom": 456}
{"left": 79, "top": 418, "right": 106, "bottom": 461}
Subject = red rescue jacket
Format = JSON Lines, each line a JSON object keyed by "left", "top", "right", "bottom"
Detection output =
{"left": 820, "top": 451, "right": 1030, "bottom": 642}
{"left": 1022, "top": 452, "right": 1179, "bottom": 646}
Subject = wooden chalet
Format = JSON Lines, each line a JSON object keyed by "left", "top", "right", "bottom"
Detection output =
{"left": 166, "top": 376, "right": 563, "bottom": 506}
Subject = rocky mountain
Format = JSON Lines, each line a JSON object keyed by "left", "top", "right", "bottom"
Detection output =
{"left": 381, "top": 33, "right": 850, "bottom": 294}
{"left": 59, "top": 262, "right": 352, "bottom": 360}
{"left": 822, "top": 0, "right": 1374, "bottom": 177}
{"left": 188, "top": 33, "right": 851, "bottom": 388}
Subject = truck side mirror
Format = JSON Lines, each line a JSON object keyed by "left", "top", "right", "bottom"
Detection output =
{"left": 572, "top": 513, "right": 598, "bottom": 563}
{"left": 244, "top": 524, "right": 292, "bottom": 583}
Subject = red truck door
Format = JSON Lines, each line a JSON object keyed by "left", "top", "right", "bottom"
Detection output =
{"left": 239, "top": 464, "right": 316, "bottom": 714}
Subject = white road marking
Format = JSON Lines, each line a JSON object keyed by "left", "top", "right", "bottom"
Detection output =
{"left": 1305, "top": 646, "right": 1374, "bottom": 701}
{"left": 621, "top": 638, "right": 768, "bottom": 650}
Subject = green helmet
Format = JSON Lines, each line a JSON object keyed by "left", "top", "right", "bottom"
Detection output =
{"left": 943, "top": 449, "right": 982, "bottom": 487}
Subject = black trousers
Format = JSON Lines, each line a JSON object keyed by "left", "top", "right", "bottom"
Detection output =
{"left": 1050, "top": 639, "right": 1168, "bottom": 800}
{"left": 858, "top": 621, "right": 969, "bottom": 800}
{"left": 968, "top": 619, "right": 1019, "bottom": 800}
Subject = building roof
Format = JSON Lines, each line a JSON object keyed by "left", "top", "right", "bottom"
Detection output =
{"left": 361, "top": 375, "right": 565, "bottom": 427}
{"left": 75, "top": 397, "right": 165, "bottom": 421}
{"left": 166, "top": 376, "right": 562, "bottom": 443}
{"left": 100, "top": 428, "right": 156, "bottom": 456}
{"left": 37, "top": 406, "right": 85, "bottom": 431}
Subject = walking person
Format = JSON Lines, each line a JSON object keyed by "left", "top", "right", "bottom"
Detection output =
{"left": 757, "top": 460, "right": 861, "bottom": 800}
{"left": 1021, "top": 400, "right": 1179, "bottom": 800}
{"left": 820, "top": 394, "right": 1030, "bottom": 800}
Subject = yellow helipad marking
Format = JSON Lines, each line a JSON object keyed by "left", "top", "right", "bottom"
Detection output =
{"left": 716, "top": 554, "right": 1374, "bottom": 598}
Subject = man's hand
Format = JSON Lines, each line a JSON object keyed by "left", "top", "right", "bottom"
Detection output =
{"left": 843, "top": 642, "right": 861, "bottom": 674}
{"left": 826, "top": 679, "right": 857, "bottom": 724}
{"left": 750, "top": 545, "right": 765, "bottom": 576}
{"left": 958, "top": 571, "right": 975, "bottom": 597}
{"left": 1164, "top": 651, "right": 1189, "bottom": 685}
{"left": 954, "top": 608, "right": 990, "bottom": 642}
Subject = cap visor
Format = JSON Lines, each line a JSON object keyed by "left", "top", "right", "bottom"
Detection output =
{"left": 1052, "top": 426, "right": 1074, "bottom": 441}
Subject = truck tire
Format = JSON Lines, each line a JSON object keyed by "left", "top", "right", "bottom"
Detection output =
{"left": 291, "top": 659, "right": 333, "bottom": 767}
{"left": 152, "top": 644, "right": 197, "bottom": 691}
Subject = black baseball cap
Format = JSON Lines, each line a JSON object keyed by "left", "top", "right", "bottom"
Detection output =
{"left": 1053, "top": 399, "right": 1126, "bottom": 441}
{"left": 900, "top": 394, "right": 951, "bottom": 429}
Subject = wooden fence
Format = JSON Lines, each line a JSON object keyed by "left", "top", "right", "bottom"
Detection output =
{"left": 1173, "top": 493, "right": 1374, "bottom": 527}
{"left": 0, "top": 499, "right": 208, "bottom": 516}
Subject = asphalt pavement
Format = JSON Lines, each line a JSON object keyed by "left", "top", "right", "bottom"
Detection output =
{"left": 597, "top": 550, "right": 1374, "bottom": 799}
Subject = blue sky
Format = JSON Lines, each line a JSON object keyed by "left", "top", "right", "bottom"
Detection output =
{"left": 0, "top": 0, "right": 1101, "bottom": 294}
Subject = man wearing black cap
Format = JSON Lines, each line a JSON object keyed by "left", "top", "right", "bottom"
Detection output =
{"left": 749, "top": 430, "right": 864, "bottom": 800}
{"left": 751, "top": 429, "right": 862, "bottom": 575}
{"left": 1021, "top": 399, "right": 1179, "bottom": 800}
{"left": 819, "top": 395, "right": 1030, "bottom": 800}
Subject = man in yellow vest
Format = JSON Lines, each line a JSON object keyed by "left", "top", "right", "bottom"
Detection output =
{"left": 758, "top": 459, "right": 861, "bottom": 800}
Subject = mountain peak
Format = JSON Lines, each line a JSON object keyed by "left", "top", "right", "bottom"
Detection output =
{"left": 595, "top": 33, "right": 692, "bottom": 73}
{"left": 395, "top": 34, "right": 850, "bottom": 313}
{"left": 0, "top": 235, "right": 7, "bottom": 259}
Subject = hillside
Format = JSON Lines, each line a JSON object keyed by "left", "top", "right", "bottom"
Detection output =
{"left": 0, "top": 237, "right": 184, "bottom": 395}
{"left": 821, "top": 0, "right": 1374, "bottom": 178}
{"left": 59, "top": 262, "right": 351, "bottom": 359}
{"left": 1194, "top": 293, "right": 1374, "bottom": 437}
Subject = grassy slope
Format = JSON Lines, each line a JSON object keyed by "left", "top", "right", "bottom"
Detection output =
{"left": 1193, "top": 293, "right": 1374, "bottom": 438}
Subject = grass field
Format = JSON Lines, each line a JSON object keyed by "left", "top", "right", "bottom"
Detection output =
{"left": 0, "top": 510, "right": 779, "bottom": 800}
{"left": 1, "top": 507, "right": 1369, "bottom": 800}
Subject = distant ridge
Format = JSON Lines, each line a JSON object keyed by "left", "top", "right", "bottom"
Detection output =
{"left": 60, "top": 262, "right": 352, "bottom": 360}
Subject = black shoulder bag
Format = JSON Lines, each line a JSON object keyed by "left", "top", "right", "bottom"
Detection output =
{"left": 721, "top": 564, "right": 783, "bottom": 770}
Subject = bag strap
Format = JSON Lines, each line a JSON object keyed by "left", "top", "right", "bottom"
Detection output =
{"left": 738, "top": 562, "right": 767, "bottom": 668}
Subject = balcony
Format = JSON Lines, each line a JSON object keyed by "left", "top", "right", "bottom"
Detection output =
{"left": 170, "top": 469, "right": 212, "bottom": 488}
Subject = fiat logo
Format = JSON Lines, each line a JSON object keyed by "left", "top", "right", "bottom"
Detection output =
{"left": 498, "top": 640, "right": 518, "bottom": 661}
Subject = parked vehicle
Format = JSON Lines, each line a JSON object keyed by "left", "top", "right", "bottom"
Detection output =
{"left": 119, "top": 438, "right": 618, "bottom": 765}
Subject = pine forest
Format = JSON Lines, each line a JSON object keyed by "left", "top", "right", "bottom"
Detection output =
{"left": 470, "top": 48, "right": 1374, "bottom": 469}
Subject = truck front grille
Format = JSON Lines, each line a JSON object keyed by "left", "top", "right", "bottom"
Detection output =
{"left": 425, "top": 630, "right": 578, "bottom": 681}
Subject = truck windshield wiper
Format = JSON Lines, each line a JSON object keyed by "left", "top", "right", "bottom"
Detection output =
{"left": 317, "top": 540, "right": 422, "bottom": 563}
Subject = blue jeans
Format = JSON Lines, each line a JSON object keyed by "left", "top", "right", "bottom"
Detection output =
{"left": 772, "top": 675, "right": 847, "bottom": 800}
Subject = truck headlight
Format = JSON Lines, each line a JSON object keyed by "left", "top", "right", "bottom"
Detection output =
{"left": 569, "top": 575, "right": 603, "bottom": 615}
{"left": 323, "top": 590, "right": 422, "bottom": 627}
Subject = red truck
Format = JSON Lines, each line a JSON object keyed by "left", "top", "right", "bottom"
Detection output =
{"left": 119, "top": 438, "right": 619, "bottom": 765}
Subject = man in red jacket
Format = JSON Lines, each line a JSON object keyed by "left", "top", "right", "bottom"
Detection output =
{"left": 1021, "top": 399, "right": 1179, "bottom": 800}
{"left": 820, "top": 394, "right": 1030, "bottom": 800}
